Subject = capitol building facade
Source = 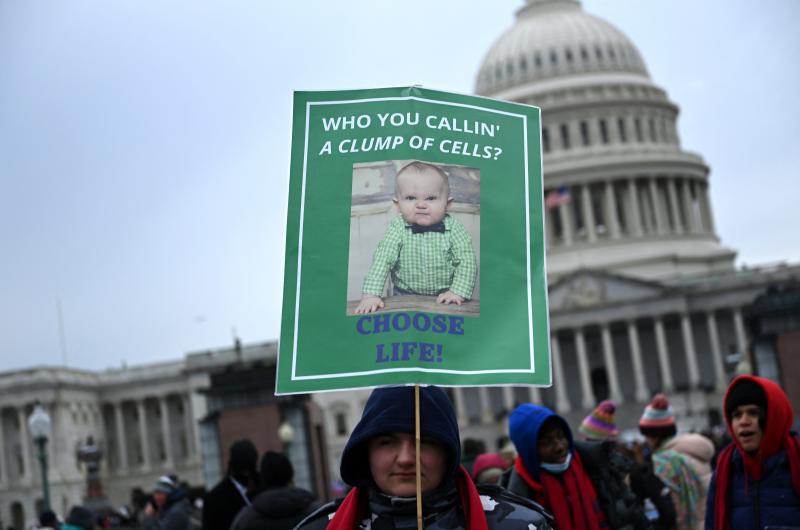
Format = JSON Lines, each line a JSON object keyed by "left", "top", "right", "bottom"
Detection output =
{"left": 1, "top": 0, "right": 798, "bottom": 526}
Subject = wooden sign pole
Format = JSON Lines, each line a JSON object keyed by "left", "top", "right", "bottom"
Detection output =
{"left": 415, "top": 384, "right": 423, "bottom": 530}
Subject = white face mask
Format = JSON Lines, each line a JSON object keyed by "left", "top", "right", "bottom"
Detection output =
{"left": 540, "top": 452, "right": 572, "bottom": 474}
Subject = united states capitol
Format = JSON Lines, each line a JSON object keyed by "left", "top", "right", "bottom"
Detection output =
{"left": 1, "top": 1, "right": 797, "bottom": 527}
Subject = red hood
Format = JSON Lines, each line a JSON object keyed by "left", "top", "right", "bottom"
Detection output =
{"left": 724, "top": 375, "right": 795, "bottom": 475}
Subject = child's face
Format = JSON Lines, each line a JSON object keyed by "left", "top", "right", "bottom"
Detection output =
{"left": 393, "top": 168, "right": 451, "bottom": 226}
{"left": 731, "top": 404, "right": 763, "bottom": 454}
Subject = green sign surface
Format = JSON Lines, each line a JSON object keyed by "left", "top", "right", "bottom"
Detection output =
{"left": 276, "top": 86, "right": 550, "bottom": 394}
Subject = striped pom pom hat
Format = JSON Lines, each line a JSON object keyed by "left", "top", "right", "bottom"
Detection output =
{"left": 579, "top": 400, "right": 619, "bottom": 440}
{"left": 639, "top": 393, "right": 677, "bottom": 439}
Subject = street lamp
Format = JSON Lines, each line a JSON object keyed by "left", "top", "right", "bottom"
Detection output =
{"left": 28, "top": 403, "right": 52, "bottom": 511}
{"left": 278, "top": 420, "right": 295, "bottom": 448}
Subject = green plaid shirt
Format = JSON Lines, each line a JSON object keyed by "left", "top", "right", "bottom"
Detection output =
{"left": 362, "top": 214, "right": 477, "bottom": 299}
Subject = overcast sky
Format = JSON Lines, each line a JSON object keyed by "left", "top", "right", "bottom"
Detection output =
{"left": 1, "top": 0, "right": 798, "bottom": 373}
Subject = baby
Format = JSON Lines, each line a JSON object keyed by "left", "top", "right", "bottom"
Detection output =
{"left": 355, "top": 161, "right": 477, "bottom": 314}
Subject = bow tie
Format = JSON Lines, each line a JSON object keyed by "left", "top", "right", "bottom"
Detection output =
{"left": 410, "top": 222, "right": 446, "bottom": 234}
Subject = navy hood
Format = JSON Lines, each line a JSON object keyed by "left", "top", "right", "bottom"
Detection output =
{"left": 509, "top": 403, "right": 573, "bottom": 481}
{"left": 340, "top": 385, "right": 461, "bottom": 488}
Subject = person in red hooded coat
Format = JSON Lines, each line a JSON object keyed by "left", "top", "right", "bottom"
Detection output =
{"left": 705, "top": 375, "right": 800, "bottom": 530}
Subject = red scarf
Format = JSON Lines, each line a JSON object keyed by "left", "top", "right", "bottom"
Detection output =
{"left": 514, "top": 454, "right": 606, "bottom": 530}
{"left": 326, "top": 465, "right": 488, "bottom": 530}
{"left": 713, "top": 376, "right": 800, "bottom": 530}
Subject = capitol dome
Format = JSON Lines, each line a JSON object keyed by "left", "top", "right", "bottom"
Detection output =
{"left": 475, "top": 0, "right": 736, "bottom": 281}
{"left": 476, "top": 0, "right": 648, "bottom": 95}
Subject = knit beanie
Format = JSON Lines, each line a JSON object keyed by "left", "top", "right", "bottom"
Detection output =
{"left": 152, "top": 475, "right": 178, "bottom": 493}
{"left": 725, "top": 378, "right": 767, "bottom": 427}
{"left": 639, "top": 393, "right": 677, "bottom": 439}
{"left": 66, "top": 506, "right": 94, "bottom": 530}
{"left": 579, "top": 400, "right": 619, "bottom": 440}
{"left": 260, "top": 451, "right": 294, "bottom": 489}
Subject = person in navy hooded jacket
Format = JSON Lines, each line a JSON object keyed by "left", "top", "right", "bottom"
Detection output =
{"left": 506, "top": 404, "right": 611, "bottom": 530}
{"left": 295, "top": 385, "right": 552, "bottom": 530}
{"left": 705, "top": 375, "right": 800, "bottom": 530}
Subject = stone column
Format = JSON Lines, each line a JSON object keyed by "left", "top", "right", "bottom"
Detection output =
{"left": 581, "top": 185, "right": 597, "bottom": 242}
{"left": 733, "top": 308, "right": 748, "bottom": 358}
{"left": 529, "top": 385, "right": 542, "bottom": 404}
{"left": 706, "top": 311, "right": 727, "bottom": 391}
{"left": 478, "top": 387, "right": 493, "bottom": 423}
{"left": 681, "top": 179, "right": 700, "bottom": 233}
{"left": 452, "top": 388, "right": 468, "bottom": 425}
{"left": 114, "top": 402, "right": 129, "bottom": 471}
{"left": 654, "top": 317, "right": 674, "bottom": 392}
{"left": 137, "top": 400, "right": 151, "bottom": 469}
{"left": 628, "top": 179, "right": 644, "bottom": 236}
{"left": 699, "top": 183, "right": 716, "bottom": 234}
{"left": 600, "top": 324, "right": 623, "bottom": 402}
{"left": 182, "top": 394, "right": 195, "bottom": 459}
{"left": 545, "top": 207, "right": 557, "bottom": 248}
{"left": 667, "top": 177, "right": 684, "bottom": 234}
{"left": 558, "top": 200, "right": 574, "bottom": 246}
{"left": 551, "top": 334, "right": 571, "bottom": 413}
{"left": 574, "top": 329, "right": 596, "bottom": 409}
{"left": 605, "top": 181, "right": 621, "bottom": 238}
{"left": 17, "top": 408, "right": 32, "bottom": 483}
{"left": 502, "top": 386, "right": 514, "bottom": 414}
{"left": 648, "top": 177, "right": 666, "bottom": 234}
{"left": 627, "top": 321, "right": 650, "bottom": 402}
{"left": 680, "top": 313, "right": 701, "bottom": 387}
{"left": 159, "top": 397, "right": 174, "bottom": 467}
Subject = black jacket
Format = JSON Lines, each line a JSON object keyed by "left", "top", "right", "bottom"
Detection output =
{"left": 230, "top": 486, "right": 319, "bottom": 530}
{"left": 203, "top": 477, "right": 250, "bottom": 530}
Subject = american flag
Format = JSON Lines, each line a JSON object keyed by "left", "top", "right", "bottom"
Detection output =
{"left": 545, "top": 186, "right": 571, "bottom": 209}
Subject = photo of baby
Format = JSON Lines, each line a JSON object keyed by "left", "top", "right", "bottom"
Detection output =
{"left": 346, "top": 160, "right": 480, "bottom": 316}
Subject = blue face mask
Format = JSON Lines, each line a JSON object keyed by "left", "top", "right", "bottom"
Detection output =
{"left": 540, "top": 452, "right": 572, "bottom": 474}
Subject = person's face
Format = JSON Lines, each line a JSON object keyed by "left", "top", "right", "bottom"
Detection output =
{"left": 393, "top": 168, "right": 451, "bottom": 226}
{"left": 537, "top": 425, "right": 569, "bottom": 464}
{"left": 731, "top": 404, "right": 763, "bottom": 454}
{"left": 153, "top": 491, "right": 168, "bottom": 508}
{"left": 368, "top": 432, "right": 447, "bottom": 497}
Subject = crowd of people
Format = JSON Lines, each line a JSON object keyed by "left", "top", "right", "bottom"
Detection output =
{"left": 29, "top": 374, "right": 799, "bottom": 530}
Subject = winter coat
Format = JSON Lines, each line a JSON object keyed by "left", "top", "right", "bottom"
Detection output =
{"left": 296, "top": 385, "right": 552, "bottom": 530}
{"left": 629, "top": 462, "right": 676, "bottom": 530}
{"left": 297, "top": 481, "right": 554, "bottom": 530}
{"left": 508, "top": 404, "right": 651, "bottom": 530}
{"left": 706, "top": 445, "right": 800, "bottom": 530}
{"left": 661, "top": 433, "right": 713, "bottom": 530}
{"left": 230, "top": 486, "right": 319, "bottom": 530}
{"left": 144, "top": 494, "right": 192, "bottom": 530}
{"left": 203, "top": 477, "right": 249, "bottom": 530}
{"left": 705, "top": 375, "right": 800, "bottom": 530}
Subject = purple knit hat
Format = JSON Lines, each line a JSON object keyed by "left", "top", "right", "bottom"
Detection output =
{"left": 579, "top": 400, "right": 619, "bottom": 440}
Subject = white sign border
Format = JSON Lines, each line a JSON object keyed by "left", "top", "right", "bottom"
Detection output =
{"left": 288, "top": 94, "right": 547, "bottom": 382}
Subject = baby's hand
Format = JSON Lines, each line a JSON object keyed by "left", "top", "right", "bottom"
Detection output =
{"left": 355, "top": 295, "right": 385, "bottom": 314}
{"left": 436, "top": 290, "right": 464, "bottom": 306}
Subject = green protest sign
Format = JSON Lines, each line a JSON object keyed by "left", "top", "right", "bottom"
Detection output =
{"left": 276, "top": 86, "right": 550, "bottom": 394}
